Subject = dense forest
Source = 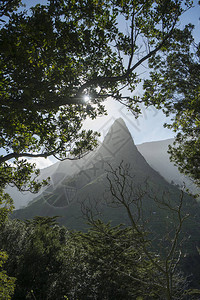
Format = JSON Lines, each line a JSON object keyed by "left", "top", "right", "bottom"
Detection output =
{"left": 0, "top": 0, "right": 200, "bottom": 299}
{"left": 0, "top": 215, "right": 199, "bottom": 300}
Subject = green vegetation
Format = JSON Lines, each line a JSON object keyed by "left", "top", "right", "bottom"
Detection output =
{"left": 143, "top": 28, "right": 200, "bottom": 186}
{"left": 0, "top": 251, "right": 16, "bottom": 300}
{"left": 0, "top": 0, "right": 200, "bottom": 298}
{"left": 0, "top": 191, "right": 15, "bottom": 300}
{"left": 0, "top": 216, "right": 190, "bottom": 299}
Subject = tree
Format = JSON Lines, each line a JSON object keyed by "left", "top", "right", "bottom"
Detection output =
{"left": 142, "top": 27, "right": 200, "bottom": 187}
{"left": 1, "top": 201, "right": 199, "bottom": 299}
{"left": 0, "top": 216, "right": 171, "bottom": 299}
{"left": 0, "top": 0, "right": 194, "bottom": 194}
{"left": 105, "top": 162, "right": 193, "bottom": 299}
{"left": 0, "top": 190, "right": 13, "bottom": 226}
{"left": 0, "top": 216, "right": 68, "bottom": 299}
{"left": 0, "top": 190, "right": 15, "bottom": 299}
{"left": 75, "top": 220, "right": 166, "bottom": 299}
{"left": 0, "top": 251, "right": 15, "bottom": 300}
{"left": 0, "top": 0, "right": 22, "bottom": 21}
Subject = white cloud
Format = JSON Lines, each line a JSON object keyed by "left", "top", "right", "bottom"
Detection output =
{"left": 26, "top": 156, "right": 55, "bottom": 169}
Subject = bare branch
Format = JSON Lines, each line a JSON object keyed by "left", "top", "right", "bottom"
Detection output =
{"left": 75, "top": 20, "right": 178, "bottom": 99}
{"left": 105, "top": 161, "right": 190, "bottom": 299}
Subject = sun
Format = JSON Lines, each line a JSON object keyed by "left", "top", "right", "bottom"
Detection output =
{"left": 84, "top": 95, "right": 90, "bottom": 103}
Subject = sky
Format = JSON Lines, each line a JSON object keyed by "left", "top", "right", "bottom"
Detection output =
{"left": 2, "top": 0, "right": 200, "bottom": 169}
{"left": 81, "top": 1, "right": 200, "bottom": 146}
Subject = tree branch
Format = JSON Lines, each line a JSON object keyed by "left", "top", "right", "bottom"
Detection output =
{"left": 75, "top": 23, "right": 177, "bottom": 99}
{"left": 0, "top": 150, "right": 83, "bottom": 164}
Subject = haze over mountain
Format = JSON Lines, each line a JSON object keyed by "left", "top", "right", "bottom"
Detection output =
{"left": 7, "top": 118, "right": 198, "bottom": 210}
{"left": 6, "top": 140, "right": 100, "bottom": 209}
{"left": 137, "top": 139, "right": 199, "bottom": 196}
{"left": 13, "top": 119, "right": 200, "bottom": 252}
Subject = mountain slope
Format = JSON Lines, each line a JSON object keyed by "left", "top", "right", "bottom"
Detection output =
{"left": 137, "top": 139, "right": 199, "bottom": 195}
{"left": 5, "top": 161, "right": 60, "bottom": 209}
{"left": 6, "top": 141, "right": 100, "bottom": 209}
{"left": 13, "top": 119, "right": 200, "bottom": 246}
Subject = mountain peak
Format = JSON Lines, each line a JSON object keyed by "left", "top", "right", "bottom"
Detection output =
{"left": 109, "top": 118, "right": 129, "bottom": 132}
{"left": 107, "top": 118, "right": 131, "bottom": 137}
{"left": 96, "top": 118, "right": 137, "bottom": 162}
{"left": 113, "top": 117, "right": 126, "bottom": 126}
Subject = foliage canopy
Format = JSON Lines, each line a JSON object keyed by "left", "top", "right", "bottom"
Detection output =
{"left": 143, "top": 28, "right": 200, "bottom": 186}
{"left": 1, "top": 0, "right": 198, "bottom": 194}
{"left": 0, "top": 216, "right": 184, "bottom": 299}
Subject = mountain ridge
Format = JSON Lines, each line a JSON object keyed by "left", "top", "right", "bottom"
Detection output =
{"left": 12, "top": 119, "right": 199, "bottom": 238}
{"left": 8, "top": 118, "right": 198, "bottom": 209}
